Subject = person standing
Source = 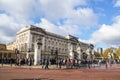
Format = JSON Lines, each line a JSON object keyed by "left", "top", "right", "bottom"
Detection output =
{"left": 42, "top": 58, "right": 45, "bottom": 69}
{"left": 28, "top": 57, "right": 32, "bottom": 70}
{"left": 105, "top": 58, "right": 109, "bottom": 69}
{"left": 1, "top": 58, "right": 3, "bottom": 67}
{"left": 10, "top": 58, "right": 13, "bottom": 68}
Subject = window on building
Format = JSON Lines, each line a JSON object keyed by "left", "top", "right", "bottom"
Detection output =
{"left": 25, "top": 43, "right": 27, "bottom": 51}
{"left": 50, "top": 38, "right": 52, "bottom": 40}
{"left": 48, "top": 46, "right": 50, "bottom": 52}
{"left": 59, "top": 43, "right": 61, "bottom": 46}
{"left": 52, "top": 41, "right": 54, "bottom": 45}
{"left": 49, "top": 41, "right": 50, "bottom": 45}
{"left": 56, "top": 42, "right": 57, "bottom": 46}
{"left": 59, "top": 48, "right": 61, "bottom": 53}
{"left": 32, "top": 35, "right": 35, "bottom": 42}
{"left": 65, "top": 49, "right": 67, "bottom": 53}
{"left": 62, "top": 49, "right": 64, "bottom": 53}
{"left": 44, "top": 46, "right": 46, "bottom": 52}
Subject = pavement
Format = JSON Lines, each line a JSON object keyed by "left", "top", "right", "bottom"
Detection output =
{"left": 1, "top": 63, "right": 120, "bottom": 69}
{"left": 0, "top": 64, "right": 120, "bottom": 80}
{"left": 0, "top": 64, "right": 60, "bottom": 69}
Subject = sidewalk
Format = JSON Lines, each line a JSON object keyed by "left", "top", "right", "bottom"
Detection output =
{"left": 0, "top": 64, "right": 65, "bottom": 69}
{"left": 1, "top": 63, "right": 120, "bottom": 69}
{"left": 95, "top": 64, "right": 120, "bottom": 69}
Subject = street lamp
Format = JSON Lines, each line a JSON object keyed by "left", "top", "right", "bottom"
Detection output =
{"left": 14, "top": 48, "right": 19, "bottom": 65}
{"left": 55, "top": 49, "right": 58, "bottom": 59}
{"left": 55, "top": 49, "right": 58, "bottom": 67}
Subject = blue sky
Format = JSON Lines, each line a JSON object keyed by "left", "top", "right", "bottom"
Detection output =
{"left": 0, "top": 0, "right": 120, "bottom": 49}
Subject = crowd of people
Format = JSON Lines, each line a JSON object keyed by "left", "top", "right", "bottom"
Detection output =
{"left": 0, "top": 52, "right": 120, "bottom": 69}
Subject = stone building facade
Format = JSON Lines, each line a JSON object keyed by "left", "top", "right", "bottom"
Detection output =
{"left": 0, "top": 44, "right": 6, "bottom": 50}
{"left": 7, "top": 25, "right": 91, "bottom": 60}
{"left": 0, "top": 44, "right": 14, "bottom": 62}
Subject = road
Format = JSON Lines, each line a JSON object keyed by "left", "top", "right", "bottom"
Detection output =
{"left": 0, "top": 64, "right": 120, "bottom": 80}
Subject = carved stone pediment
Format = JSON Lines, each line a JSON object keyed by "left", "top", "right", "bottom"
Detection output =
{"left": 30, "top": 25, "right": 46, "bottom": 34}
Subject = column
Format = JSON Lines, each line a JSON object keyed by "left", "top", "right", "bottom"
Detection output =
{"left": 69, "top": 44, "right": 74, "bottom": 59}
{"left": 77, "top": 47, "right": 82, "bottom": 60}
{"left": 26, "top": 52, "right": 29, "bottom": 58}
{"left": 28, "top": 31, "right": 32, "bottom": 50}
{"left": 34, "top": 38, "right": 42, "bottom": 65}
{"left": 42, "top": 37, "right": 45, "bottom": 51}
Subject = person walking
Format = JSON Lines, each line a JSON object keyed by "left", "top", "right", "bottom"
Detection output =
{"left": 45, "top": 59, "right": 49, "bottom": 69}
{"left": 105, "top": 58, "right": 109, "bottom": 69}
{"left": 58, "top": 59, "right": 62, "bottom": 69}
{"left": 66, "top": 59, "right": 71, "bottom": 69}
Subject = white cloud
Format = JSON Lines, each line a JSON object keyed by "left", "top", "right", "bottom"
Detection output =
{"left": 0, "top": 14, "right": 27, "bottom": 43}
{"left": 0, "top": 0, "right": 98, "bottom": 44}
{"left": 112, "top": 15, "right": 120, "bottom": 23}
{"left": 35, "top": 18, "right": 82, "bottom": 36}
{"left": 114, "top": 0, "right": 120, "bottom": 7}
{"left": 60, "top": 25, "right": 81, "bottom": 36}
{"left": 91, "top": 15, "right": 120, "bottom": 45}
{"left": 0, "top": 0, "right": 97, "bottom": 26}
{"left": 38, "top": 0, "right": 97, "bottom": 26}
{"left": 78, "top": 38, "right": 95, "bottom": 45}
{"left": 35, "top": 18, "right": 65, "bottom": 35}
{"left": 0, "top": 0, "right": 37, "bottom": 20}
{"left": 0, "top": 14, "right": 20, "bottom": 30}
{"left": 0, "top": 0, "right": 91, "bottom": 24}
{"left": 0, "top": 31, "right": 15, "bottom": 44}
{"left": 65, "top": 8, "right": 98, "bottom": 26}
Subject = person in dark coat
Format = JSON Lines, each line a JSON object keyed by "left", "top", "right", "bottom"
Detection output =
{"left": 45, "top": 59, "right": 49, "bottom": 69}
{"left": 28, "top": 57, "right": 32, "bottom": 70}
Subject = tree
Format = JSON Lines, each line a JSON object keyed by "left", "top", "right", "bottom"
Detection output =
{"left": 102, "top": 48, "right": 120, "bottom": 59}
{"left": 82, "top": 52, "right": 87, "bottom": 60}
{"left": 94, "top": 52, "right": 101, "bottom": 58}
{"left": 116, "top": 47, "right": 120, "bottom": 59}
{"left": 102, "top": 49, "right": 109, "bottom": 58}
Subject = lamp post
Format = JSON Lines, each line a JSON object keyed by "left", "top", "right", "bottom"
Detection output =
{"left": 51, "top": 49, "right": 53, "bottom": 63}
{"left": 55, "top": 49, "right": 58, "bottom": 67}
{"left": 55, "top": 49, "right": 58, "bottom": 59}
{"left": 14, "top": 48, "right": 19, "bottom": 65}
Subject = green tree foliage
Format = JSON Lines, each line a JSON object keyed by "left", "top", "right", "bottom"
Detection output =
{"left": 94, "top": 52, "right": 101, "bottom": 58}
{"left": 82, "top": 53, "right": 87, "bottom": 60}
{"left": 116, "top": 47, "right": 120, "bottom": 59}
{"left": 102, "top": 47, "right": 120, "bottom": 59}
{"left": 102, "top": 49, "right": 109, "bottom": 58}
